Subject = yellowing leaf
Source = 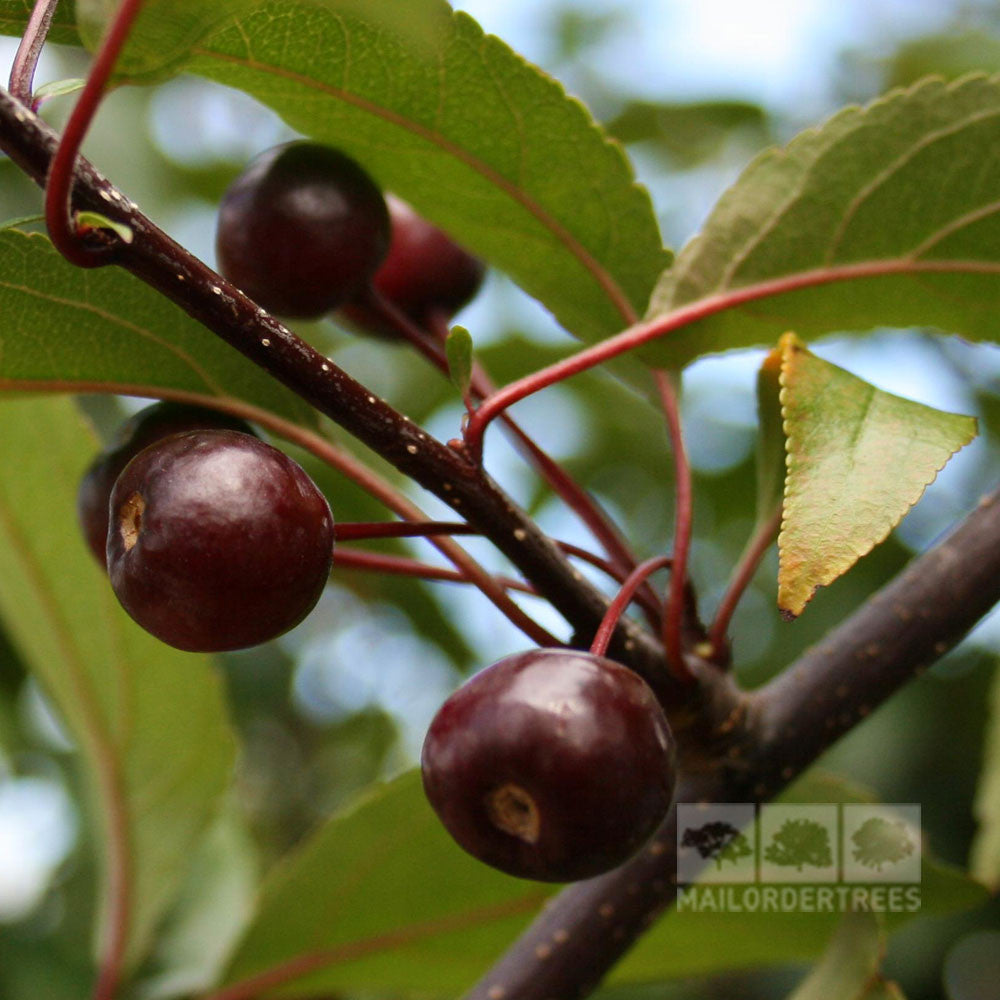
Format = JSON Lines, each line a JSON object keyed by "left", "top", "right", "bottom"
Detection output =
{"left": 776, "top": 333, "right": 976, "bottom": 617}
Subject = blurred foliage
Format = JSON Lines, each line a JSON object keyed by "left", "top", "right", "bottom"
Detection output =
{"left": 1, "top": 3, "right": 1000, "bottom": 1000}
{"left": 604, "top": 99, "right": 771, "bottom": 169}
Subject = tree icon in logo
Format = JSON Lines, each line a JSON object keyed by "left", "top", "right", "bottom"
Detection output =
{"left": 680, "top": 820, "right": 752, "bottom": 871}
{"left": 851, "top": 816, "right": 915, "bottom": 872}
{"left": 763, "top": 818, "right": 833, "bottom": 871}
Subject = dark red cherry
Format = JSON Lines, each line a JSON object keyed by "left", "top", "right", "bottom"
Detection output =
{"left": 216, "top": 141, "right": 390, "bottom": 318}
{"left": 421, "top": 649, "right": 676, "bottom": 882}
{"left": 77, "top": 401, "right": 257, "bottom": 566}
{"left": 106, "top": 429, "right": 334, "bottom": 652}
{"left": 340, "top": 194, "right": 485, "bottom": 337}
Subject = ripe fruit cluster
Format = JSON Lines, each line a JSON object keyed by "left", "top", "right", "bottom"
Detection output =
{"left": 216, "top": 141, "right": 484, "bottom": 331}
{"left": 79, "top": 141, "right": 488, "bottom": 655}
{"left": 422, "top": 649, "right": 677, "bottom": 882}
{"left": 213, "top": 141, "right": 672, "bottom": 884}
{"left": 79, "top": 402, "right": 334, "bottom": 653}
{"left": 82, "top": 145, "right": 670, "bottom": 884}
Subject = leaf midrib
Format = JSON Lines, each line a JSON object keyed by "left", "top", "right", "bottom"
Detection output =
{"left": 0, "top": 270, "right": 225, "bottom": 393}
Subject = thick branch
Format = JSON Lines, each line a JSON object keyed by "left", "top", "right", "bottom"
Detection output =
{"left": 0, "top": 87, "right": 690, "bottom": 704}
{"left": 463, "top": 486, "right": 1000, "bottom": 1000}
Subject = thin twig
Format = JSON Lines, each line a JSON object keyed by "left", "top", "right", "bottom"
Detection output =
{"left": 707, "top": 505, "right": 782, "bottom": 665}
{"left": 360, "top": 290, "right": 644, "bottom": 589}
{"left": 462, "top": 261, "right": 1000, "bottom": 460}
{"left": 655, "top": 370, "right": 694, "bottom": 683}
{"left": 334, "top": 520, "right": 475, "bottom": 542}
{"left": 590, "top": 556, "right": 671, "bottom": 658}
{"left": 334, "top": 547, "right": 536, "bottom": 594}
{"left": 8, "top": 0, "right": 59, "bottom": 106}
{"left": 8, "top": 87, "right": 681, "bottom": 675}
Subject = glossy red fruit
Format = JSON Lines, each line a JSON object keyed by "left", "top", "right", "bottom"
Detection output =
{"left": 421, "top": 649, "right": 676, "bottom": 882}
{"left": 77, "top": 401, "right": 257, "bottom": 566}
{"left": 340, "top": 194, "right": 485, "bottom": 337}
{"left": 216, "top": 142, "right": 390, "bottom": 318}
{"left": 106, "top": 429, "right": 334, "bottom": 652}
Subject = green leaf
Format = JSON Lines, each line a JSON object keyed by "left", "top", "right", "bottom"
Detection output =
{"left": 604, "top": 99, "right": 770, "bottom": 167}
{"left": 217, "top": 771, "right": 550, "bottom": 997}
{"left": 786, "top": 911, "right": 884, "bottom": 1000}
{"left": 187, "top": 0, "right": 668, "bottom": 344}
{"left": 75, "top": 210, "right": 134, "bottom": 244}
{"left": 136, "top": 808, "right": 259, "bottom": 1000}
{"left": 609, "top": 770, "right": 987, "bottom": 984}
{"left": 971, "top": 663, "right": 1000, "bottom": 891}
{"left": 0, "top": 395, "right": 237, "bottom": 974}
{"left": 776, "top": 333, "right": 976, "bottom": 618}
{"left": 755, "top": 343, "right": 786, "bottom": 531}
{"left": 645, "top": 75, "right": 1000, "bottom": 370}
{"left": 445, "top": 325, "right": 473, "bottom": 396}
{"left": 32, "top": 78, "right": 86, "bottom": 103}
{"left": 888, "top": 31, "right": 1000, "bottom": 88}
{"left": 0, "top": 229, "right": 313, "bottom": 426}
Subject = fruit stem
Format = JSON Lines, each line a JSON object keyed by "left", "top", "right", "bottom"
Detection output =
{"left": 334, "top": 548, "right": 537, "bottom": 594}
{"left": 359, "top": 290, "right": 648, "bottom": 605}
{"left": 707, "top": 505, "right": 783, "bottom": 666}
{"left": 655, "top": 370, "right": 695, "bottom": 683}
{"left": 557, "top": 541, "right": 661, "bottom": 626}
{"left": 8, "top": 0, "right": 59, "bottom": 107}
{"left": 44, "top": 0, "right": 143, "bottom": 268}
{"left": 590, "top": 556, "right": 671, "bottom": 658}
{"left": 333, "top": 520, "right": 476, "bottom": 542}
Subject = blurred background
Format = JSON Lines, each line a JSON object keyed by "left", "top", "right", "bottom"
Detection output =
{"left": 1, "top": 1, "right": 999, "bottom": 997}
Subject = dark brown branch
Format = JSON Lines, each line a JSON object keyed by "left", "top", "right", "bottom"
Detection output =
{"left": 463, "top": 486, "right": 1000, "bottom": 1000}
{"left": 0, "top": 85, "right": 692, "bottom": 706}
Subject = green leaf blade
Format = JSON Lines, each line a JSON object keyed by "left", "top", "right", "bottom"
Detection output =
{"left": 0, "top": 228, "right": 313, "bottom": 425}
{"left": 0, "top": 2, "right": 667, "bottom": 344}
{"left": 217, "top": 772, "right": 550, "bottom": 996}
{"left": 0, "top": 395, "right": 238, "bottom": 974}
{"left": 645, "top": 75, "right": 1000, "bottom": 369}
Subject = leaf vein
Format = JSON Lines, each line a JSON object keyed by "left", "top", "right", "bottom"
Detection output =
{"left": 0, "top": 277, "right": 226, "bottom": 393}
{"left": 825, "top": 105, "right": 1000, "bottom": 264}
